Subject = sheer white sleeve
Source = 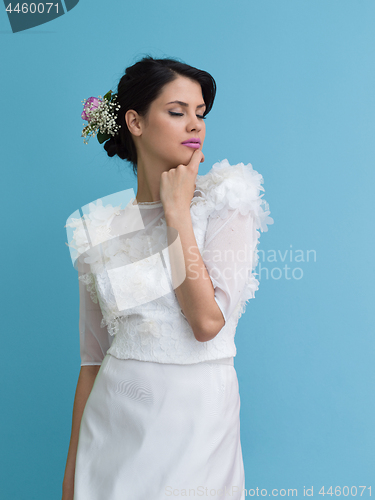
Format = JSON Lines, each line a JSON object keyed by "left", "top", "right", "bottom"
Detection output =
{"left": 77, "top": 256, "right": 112, "bottom": 366}
{"left": 192, "top": 159, "right": 274, "bottom": 326}
{"left": 202, "top": 208, "right": 257, "bottom": 325}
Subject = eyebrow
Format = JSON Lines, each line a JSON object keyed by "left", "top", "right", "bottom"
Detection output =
{"left": 166, "top": 100, "right": 206, "bottom": 109}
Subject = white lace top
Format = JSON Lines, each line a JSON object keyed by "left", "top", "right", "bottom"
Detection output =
{"left": 65, "top": 159, "right": 274, "bottom": 366}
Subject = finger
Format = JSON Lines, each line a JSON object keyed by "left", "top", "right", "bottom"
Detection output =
{"left": 187, "top": 149, "right": 204, "bottom": 172}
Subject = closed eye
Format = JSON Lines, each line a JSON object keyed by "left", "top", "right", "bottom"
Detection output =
{"left": 169, "top": 111, "right": 206, "bottom": 120}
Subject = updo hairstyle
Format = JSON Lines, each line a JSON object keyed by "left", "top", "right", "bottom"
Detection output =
{"left": 103, "top": 55, "right": 217, "bottom": 176}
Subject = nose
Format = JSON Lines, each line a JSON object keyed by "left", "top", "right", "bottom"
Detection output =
{"left": 187, "top": 113, "right": 204, "bottom": 132}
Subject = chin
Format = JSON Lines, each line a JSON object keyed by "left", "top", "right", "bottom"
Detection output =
{"left": 167, "top": 152, "right": 191, "bottom": 168}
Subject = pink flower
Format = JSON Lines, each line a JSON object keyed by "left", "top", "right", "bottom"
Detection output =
{"left": 81, "top": 97, "right": 102, "bottom": 121}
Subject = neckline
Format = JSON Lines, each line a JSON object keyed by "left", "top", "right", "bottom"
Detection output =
{"left": 129, "top": 198, "right": 163, "bottom": 208}
{"left": 127, "top": 189, "right": 203, "bottom": 209}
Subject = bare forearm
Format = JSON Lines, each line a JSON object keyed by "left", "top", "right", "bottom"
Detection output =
{"left": 165, "top": 209, "right": 224, "bottom": 341}
{"left": 62, "top": 365, "right": 100, "bottom": 496}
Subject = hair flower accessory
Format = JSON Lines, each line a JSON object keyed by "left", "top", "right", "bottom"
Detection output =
{"left": 81, "top": 90, "right": 121, "bottom": 145}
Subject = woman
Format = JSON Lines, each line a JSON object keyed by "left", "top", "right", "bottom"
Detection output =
{"left": 62, "top": 56, "right": 273, "bottom": 500}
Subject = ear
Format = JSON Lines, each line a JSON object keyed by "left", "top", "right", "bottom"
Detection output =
{"left": 125, "top": 109, "right": 143, "bottom": 137}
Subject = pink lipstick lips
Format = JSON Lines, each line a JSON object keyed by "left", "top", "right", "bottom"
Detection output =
{"left": 181, "top": 138, "right": 201, "bottom": 149}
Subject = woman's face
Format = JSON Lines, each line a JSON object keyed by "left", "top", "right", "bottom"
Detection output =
{"left": 130, "top": 75, "right": 206, "bottom": 170}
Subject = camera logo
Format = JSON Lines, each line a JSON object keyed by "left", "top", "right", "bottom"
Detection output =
{"left": 3, "top": 0, "right": 79, "bottom": 33}
{"left": 65, "top": 189, "right": 186, "bottom": 312}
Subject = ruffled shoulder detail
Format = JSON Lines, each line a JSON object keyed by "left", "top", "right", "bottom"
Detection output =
{"left": 195, "top": 158, "right": 274, "bottom": 232}
{"left": 65, "top": 199, "right": 122, "bottom": 263}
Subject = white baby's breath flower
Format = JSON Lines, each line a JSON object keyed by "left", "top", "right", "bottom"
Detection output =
{"left": 81, "top": 91, "right": 122, "bottom": 145}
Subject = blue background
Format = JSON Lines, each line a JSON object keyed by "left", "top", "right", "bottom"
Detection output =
{"left": 1, "top": 0, "right": 374, "bottom": 498}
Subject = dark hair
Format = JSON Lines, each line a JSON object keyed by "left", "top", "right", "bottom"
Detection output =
{"left": 103, "top": 55, "right": 217, "bottom": 176}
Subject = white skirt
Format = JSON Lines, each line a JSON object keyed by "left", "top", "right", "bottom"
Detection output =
{"left": 74, "top": 353, "right": 245, "bottom": 500}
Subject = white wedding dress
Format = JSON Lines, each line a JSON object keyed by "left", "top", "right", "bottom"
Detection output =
{"left": 65, "top": 159, "right": 273, "bottom": 500}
